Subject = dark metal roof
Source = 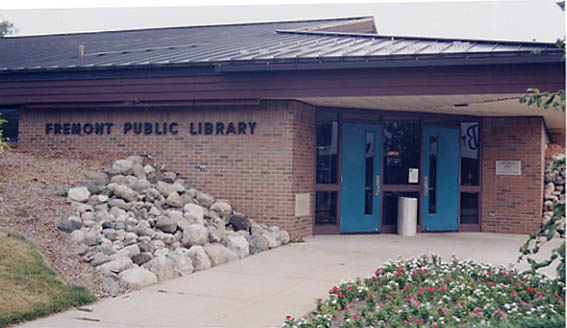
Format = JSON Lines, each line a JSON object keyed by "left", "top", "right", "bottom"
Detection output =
{"left": 0, "top": 17, "right": 562, "bottom": 74}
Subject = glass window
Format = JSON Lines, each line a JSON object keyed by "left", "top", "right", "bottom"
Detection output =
{"left": 460, "top": 122, "right": 480, "bottom": 186}
{"left": 315, "top": 191, "right": 337, "bottom": 225}
{"left": 460, "top": 192, "right": 479, "bottom": 224}
{"left": 316, "top": 112, "right": 338, "bottom": 184}
{"left": 428, "top": 136, "right": 438, "bottom": 214}
{"left": 0, "top": 109, "right": 19, "bottom": 141}
{"left": 383, "top": 120, "right": 420, "bottom": 185}
{"left": 364, "top": 132, "right": 375, "bottom": 215}
{"left": 382, "top": 192, "right": 419, "bottom": 226}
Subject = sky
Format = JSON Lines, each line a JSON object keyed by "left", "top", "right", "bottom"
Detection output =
{"left": 0, "top": 0, "right": 565, "bottom": 42}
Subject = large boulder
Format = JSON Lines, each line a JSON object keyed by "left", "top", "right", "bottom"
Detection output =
{"left": 156, "top": 216, "right": 178, "bottom": 233}
{"left": 210, "top": 202, "right": 232, "bottom": 217}
{"left": 196, "top": 192, "right": 215, "bottom": 207}
{"left": 184, "top": 204, "right": 205, "bottom": 225}
{"left": 228, "top": 214, "right": 251, "bottom": 232}
{"left": 119, "top": 267, "right": 158, "bottom": 290}
{"left": 166, "top": 248, "right": 194, "bottom": 276}
{"left": 68, "top": 186, "right": 91, "bottom": 203}
{"left": 165, "top": 192, "right": 184, "bottom": 208}
{"left": 187, "top": 246, "right": 211, "bottom": 271}
{"left": 203, "top": 243, "right": 228, "bottom": 267}
{"left": 115, "top": 244, "right": 140, "bottom": 259}
{"left": 156, "top": 181, "right": 173, "bottom": 197}
{"left": 142, "top": 255, "right": 177, "bottom": 282}
{"left": 132, "top": 252, "right": 153, "bottom": 266}
{"left": 249, "top": 234, "right": 270, "bottom": 255}
{"left": 113, "top": 159, "right": 134, "bottom": 175}
{"left": 275, "top": 230, "right": 290, "bottom": 245}
{"left": 225, "top": 235, "right": 249, "bottom": 259}
{"left": 114, "top": 185, "right": 138, "bottom": 202}
{"left": 132, "top": 163, "right": 146, "bottom": 179}
{"left": 98, "top": 257, "right": 133, "bottom": 275}
{"left": 182, "top": 224, "right": 208, "bottom": 247}
{"left": 86, "top": 171, "right": 109, "bottom": 186}
{"left": 57, "top": 216, "right": 82, "bottom": 233}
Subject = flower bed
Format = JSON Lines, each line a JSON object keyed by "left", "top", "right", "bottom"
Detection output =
{"left": 282, "top": 255, "right": 565, "bottom": 328}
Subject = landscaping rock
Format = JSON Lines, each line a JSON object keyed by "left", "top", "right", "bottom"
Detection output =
{"left": 70, "top": 230, "right": 85, "bottom": 243}
{"left": 132, "top": 252, "right": 153, "bottom": 266}
{"left": 210, "top": 201, "right": 232, "bottom": 217}
{"left": 203, "top": 243, "right": 228, "bottom": 267}
{"left": 225, "top": 235, "right": 249, "bottom": 259}
{"left": 228, "top": 214, "right": 251, "bottom": 231}
{"left": 275, "top": 230, "right": 290, "bottom": 245}
{"left": 184, "top": 203, "right": 204, "bottom": 225}
{"left": 114, "top": 185, "right": 138, "bottom": 202}
{"left": 249, "top": 234, "right": 270, "bottom": 254}
{"left": 196, "top": 191, "right": 215, "bottom": 207}
{"left": 119, "top": 267, "right": 158, "bottom": 290}
{"left": 98, "top": 257, "right": 133, "bottom": 274}
{"left": 165, "top": 192, "right": 184, "bottom": 208}
{"left": 58, "top": 154, "right": 291, "bottom": 290}
{"left": 86, "top": 171, "right": 110, "bottom": 186}
{"left": 112, "top": 159, "right": 134, "bottom": 175}
{"left": 182, "top": 224, "right": 208, "bottom": 247}
{"left": 142, "top": 255, "right": 176, "bottom": 282}
{"left": 156, "top": 216, "right": 178, "bottom": 233}
{"left": 101, "top": 277, "right": 121, "bottom": 295}
{"left": 58, "top": 216, "right": 82, "bottom": 233}
{"left": 166, "top": 248, "right": 194, "bottom": 276}
{"left": 187, "top": 246, "right": 211, "bottom": 271}
{"left": 116, "top": 244, "right": 141, "bottom": 259}
{"left": 91, "top": 253, "right": 114, "bottom": 267}
{"left": 68, "top": 186, "right": 91, "bottom": 203}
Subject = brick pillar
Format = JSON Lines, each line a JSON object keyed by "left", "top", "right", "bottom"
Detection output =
{"left": 481, "top": 117, "right": 545, "bottom": 234}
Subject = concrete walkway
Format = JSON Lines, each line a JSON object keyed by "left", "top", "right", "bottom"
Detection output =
{"left": 21, "top": 233, "right": 562, "bottom": 328}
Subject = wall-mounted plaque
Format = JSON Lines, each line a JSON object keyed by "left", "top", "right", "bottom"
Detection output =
{"left": 295, "top": 193, "right": 310, "bottom": 217}
{"left": 496, "top": 160, "right": 522, "bottom": 176}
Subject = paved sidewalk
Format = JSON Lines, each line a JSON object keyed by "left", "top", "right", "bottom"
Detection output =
{"left": 21, "top": 233, "right": 562, "bottom": 328}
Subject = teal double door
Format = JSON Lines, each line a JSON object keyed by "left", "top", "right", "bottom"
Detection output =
{"left": 339, "top": 123, "right": 459, "bottom": 233}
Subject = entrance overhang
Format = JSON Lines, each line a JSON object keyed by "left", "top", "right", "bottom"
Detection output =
{"left": 295, "top": 93, "right": 565, "bottom": 141}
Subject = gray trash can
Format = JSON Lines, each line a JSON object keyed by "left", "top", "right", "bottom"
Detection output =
{"left": 397, "top": 197, "right": 417, "bottom": 236}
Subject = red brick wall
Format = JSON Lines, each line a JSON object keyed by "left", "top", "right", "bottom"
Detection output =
{"left": 290, "top": 102, "right": 316, "bottom": 237}
{"left": 481, "top": 117, "right": 544, "bottom": 234}
{"left": 18, "top": 100, "right": 316, "bottom": 238}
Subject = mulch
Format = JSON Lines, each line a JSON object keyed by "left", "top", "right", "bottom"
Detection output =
{"left": 0, "top": 148, "right": 124, "bottom": 296}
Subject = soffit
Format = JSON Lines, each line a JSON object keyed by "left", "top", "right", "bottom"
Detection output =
{"left": 295, "top": 94, "right": 565, "bottom": 130}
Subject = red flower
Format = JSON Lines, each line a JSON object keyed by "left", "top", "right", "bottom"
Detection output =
{"left": 353, "top": 314, "right": 358, "bottom": 319}
{"left": 285, "top": 315, "right": 292, "bottom": 320}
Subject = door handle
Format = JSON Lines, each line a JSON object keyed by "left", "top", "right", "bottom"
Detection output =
{"left": 376, "top": 175, "right": 380, "bottom": 195}
{"left": 423, "top": 176, "right": 428, "bottom": 196}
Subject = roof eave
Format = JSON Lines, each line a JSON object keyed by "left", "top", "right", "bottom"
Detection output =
{"left": 0, "top": 51, "right": 563, "bottom": 78}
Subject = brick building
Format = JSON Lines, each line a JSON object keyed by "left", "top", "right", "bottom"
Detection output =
{"left": 0, "top": 17, "right": 564, "bottom": 237}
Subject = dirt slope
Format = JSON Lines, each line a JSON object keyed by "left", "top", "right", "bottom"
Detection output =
{"left": 0, "top": 149, "right": 121, "bottom": 296}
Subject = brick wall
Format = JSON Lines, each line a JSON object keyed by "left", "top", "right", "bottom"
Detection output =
{"left": 18, "top": 100, "right": 316, "bottom": 238}
{"left": 481, "top": 117, "right": 545, "bottom": 234}
{"left": 290, "top": 102, "right": 316, "bottom": 237}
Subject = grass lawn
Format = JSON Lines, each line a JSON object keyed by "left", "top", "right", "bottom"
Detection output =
{"left": 283, "top": 255, "right": 565, "bottom": 328}
{"left": 0, "top": 230, "right": 96, "bottom": 327}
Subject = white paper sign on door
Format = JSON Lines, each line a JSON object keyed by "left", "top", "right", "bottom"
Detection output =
{"left": 409, "top": 168, "right": 419, "bottom": 183}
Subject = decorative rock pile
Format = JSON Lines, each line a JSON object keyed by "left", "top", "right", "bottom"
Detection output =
{"left": 59, "top": 155, "right": 290, "bottom": 294}
{"left": 543, "top": 154, "right": 566, "bottom": 237}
